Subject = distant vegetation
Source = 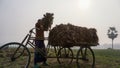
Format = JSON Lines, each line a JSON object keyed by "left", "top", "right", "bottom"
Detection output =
{"left": 107, "top": 27, "right": 118, "bottom": 49}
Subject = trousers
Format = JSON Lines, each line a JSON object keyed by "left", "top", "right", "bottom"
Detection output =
{"left": 34, "top": 40, "right": 46, "bottom": 64}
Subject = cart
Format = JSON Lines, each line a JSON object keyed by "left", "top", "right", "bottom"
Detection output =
{"left": 47, "top": 42, "right": 98, "bottom": 68}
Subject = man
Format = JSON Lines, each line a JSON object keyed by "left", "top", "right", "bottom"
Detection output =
{"left": 34, "top": 19, "right": 48, "bottom": 68}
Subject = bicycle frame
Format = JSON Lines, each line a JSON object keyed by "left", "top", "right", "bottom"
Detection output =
{"left": 12, "top": 28, "right": 46, "bottom": 60}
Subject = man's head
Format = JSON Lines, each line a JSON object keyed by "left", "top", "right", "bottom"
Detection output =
{"left": 38, "top": 19, "right": 42, "bottom": 22}
{"left": 37, "top": 19, "right": 44, "bottom": 26}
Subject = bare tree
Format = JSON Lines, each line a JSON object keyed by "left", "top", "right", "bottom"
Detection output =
{"left": 107, "top": 27, "right": 118, "bottom": 49}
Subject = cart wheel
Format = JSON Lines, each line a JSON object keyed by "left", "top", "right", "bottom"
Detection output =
{"left": 76, "top": 46, "right": 95, "bottom": 68}
{"left": 57, "top": 47, "right": 73, "bottom": 65}
{"left": 0, "top": 42, "right": 31, "bottom": 68}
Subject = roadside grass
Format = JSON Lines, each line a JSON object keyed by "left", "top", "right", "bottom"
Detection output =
{"left": 0, "top": 48, "right": 120, "bottom": 68}
{"left": 29, "top": 49, "right": 120, "bottom": 68}
{"left": 94, "top": 49, "right": 120, "bottom": 68}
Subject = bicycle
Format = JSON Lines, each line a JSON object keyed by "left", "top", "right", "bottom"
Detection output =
{"left": 0, "top": 28, "right": 47, "bottom": 68}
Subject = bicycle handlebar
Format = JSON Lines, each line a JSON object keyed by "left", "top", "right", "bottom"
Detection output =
{"left": 29, "top": 27, "right": 52, "bottom": 33}
{"left": 29, "top": 28, "right": 49, "bottom": 40}
{"left": 29, "top": 28, "right": 40, "bottom": 33}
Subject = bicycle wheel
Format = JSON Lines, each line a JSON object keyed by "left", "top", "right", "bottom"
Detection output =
{"left": 57, "top": 47, "right": 73, "bottom": 65}
{"left": 0, "top": 42, "right": 31, "bottom": 68}
{"left": 76, "top": 46, "right": 95, "bottom": 68}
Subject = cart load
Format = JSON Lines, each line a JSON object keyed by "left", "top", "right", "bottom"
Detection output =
{"left": 48, "top": 23, "right": 99, "bottom": 47}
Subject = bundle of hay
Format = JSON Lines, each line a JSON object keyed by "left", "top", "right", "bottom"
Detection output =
{"left": 42, "top": 13, "right": 54, "bottom": 31}
{"left": 48, "top": 23, "right": 99, "bottom": 47}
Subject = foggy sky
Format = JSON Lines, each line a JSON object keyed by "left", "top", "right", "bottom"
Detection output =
{"left": 0, "top": 0, "right": 120, "bottom": 45}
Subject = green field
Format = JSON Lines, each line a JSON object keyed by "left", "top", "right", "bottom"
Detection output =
{"left": 0, "top": 49, "right": 120, "bottom": 68}
{"left": 94, "top": 49, "right": 120, "bottom": 68}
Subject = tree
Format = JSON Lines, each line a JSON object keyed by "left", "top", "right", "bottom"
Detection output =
{"left": 107, "top": 27, "right": 118, "bottom": 49}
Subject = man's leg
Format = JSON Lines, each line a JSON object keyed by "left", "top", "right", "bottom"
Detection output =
{"left": 34, "top": 52, "right": 42, "bottom": 68}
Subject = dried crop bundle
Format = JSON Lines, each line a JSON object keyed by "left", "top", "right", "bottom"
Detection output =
{"left": 42, "top": 13, "right": 54, "bottom": 31}
{"left": 48, "top": 23, "right": 99, "bottom": 47}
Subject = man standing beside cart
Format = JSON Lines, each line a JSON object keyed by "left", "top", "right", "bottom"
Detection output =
{"left": 34, "top": 13, "right": 54, "bottom": 68}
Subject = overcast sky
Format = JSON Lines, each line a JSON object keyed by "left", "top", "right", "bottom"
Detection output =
{"left": 0, "top": 0, "right": 120, "bottom": 45}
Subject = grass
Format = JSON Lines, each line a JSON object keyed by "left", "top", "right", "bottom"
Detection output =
{"left": 94, "top": 49, "right": 120, "bottom": 68}
{"left": 0, "top": 48, "right": 120, "bottom": 68}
